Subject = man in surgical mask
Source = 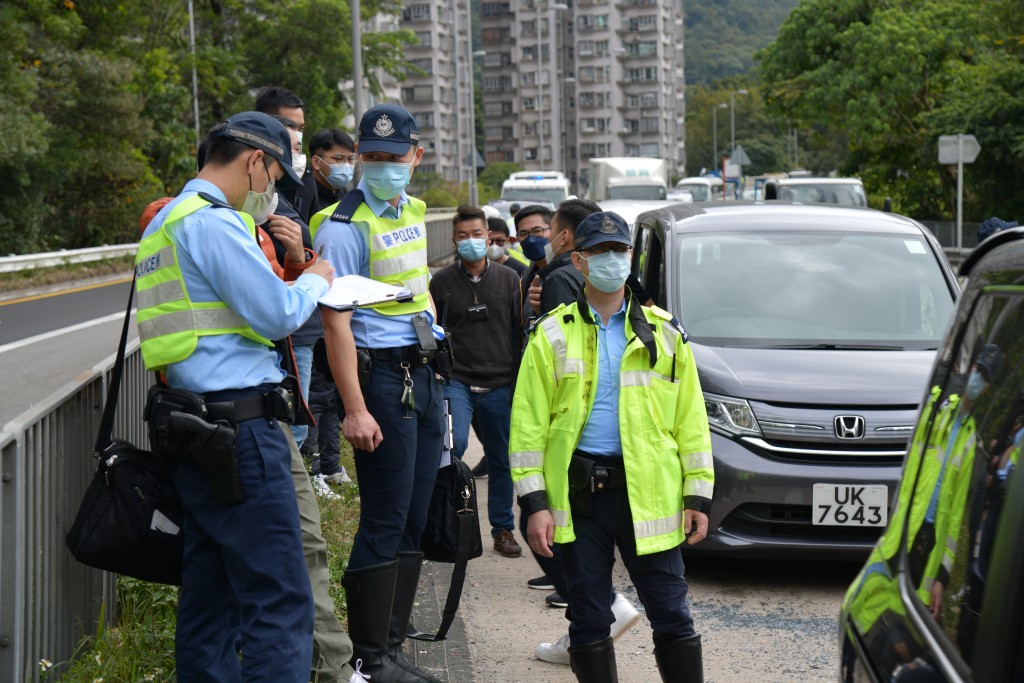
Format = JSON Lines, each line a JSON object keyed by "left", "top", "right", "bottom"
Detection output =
{"left": 310, "top": 128, "right": 357, "bottom": 214}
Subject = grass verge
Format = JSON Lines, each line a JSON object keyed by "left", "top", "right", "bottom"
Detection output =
{"left": 56, "top": 442, "right": 359, "bottom": 682}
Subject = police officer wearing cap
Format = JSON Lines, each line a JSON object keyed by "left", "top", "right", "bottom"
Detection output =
{"left": 135, "top": 111, "right": 334, "bottom": 682}
{"left": 510, "top": 211, "right": 715, "bottom": 683}
{"left": 311, "top": 103, "right": 445, "bottom": 683}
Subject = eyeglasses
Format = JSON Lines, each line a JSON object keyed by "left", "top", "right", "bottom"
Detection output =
{"left": 518, "top": 225, "right": 550, "bottom": 238}
{"left": 582, "top": 244, "right": 631, "bottom": 255}
{"left": 318, "top": 154, "right": 356, "bottom": 165}
{"left": 489, "top": 238, "right": 509, "bottom": 247}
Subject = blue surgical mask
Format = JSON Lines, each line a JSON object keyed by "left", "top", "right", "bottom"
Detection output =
{"left": 582, "top": 250, "right": 631, "bottom": 293}
{"left": 966, "top": 369, "right": 988, "bottom": 400}
{"left": 325, "top": 163, "right": 353, "bottom": 190}
{"left": 361, "top": 161, "right": 411, "bottom": 201}
{"left": 520, "top": 234, "right": 549, "bottom": 262}
{"left": 457, "top": 238, "right": 487, "bottom": 262}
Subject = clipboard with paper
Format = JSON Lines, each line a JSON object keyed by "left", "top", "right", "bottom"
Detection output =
{"left": 318, "top": 274, "right": 415, "bottom": 312}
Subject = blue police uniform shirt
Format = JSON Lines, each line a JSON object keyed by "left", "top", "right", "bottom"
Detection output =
{"left": 576, "top": 299, "right": 627, "bottom": 456}
{"left": 142, "top": 179, "right": 329, "bottom": 393}
{"left": 313, "top": 179, "right": 441, "bottom": 349}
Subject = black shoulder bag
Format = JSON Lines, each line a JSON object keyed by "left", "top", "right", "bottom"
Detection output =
{"left": 65, "top": 278, "right": 185, "bottom": 585}
{"left": 409, "top": 399, "right": 483, "bottom": 641}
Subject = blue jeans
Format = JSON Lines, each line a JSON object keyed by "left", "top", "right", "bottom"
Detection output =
{"left": 561, "top": 487, "right": 694, "bottom": 648}
{"left": 290, "top": 343, "right": 314, "bottom": 447}
{"left": 172, "top": 391, "right": 313, "bottom": 682}
{"left": 445, "top": 380, "right": 515, "bottom": 536}
{"left": 344, "top": 360, "right": 444, "bottom": 569}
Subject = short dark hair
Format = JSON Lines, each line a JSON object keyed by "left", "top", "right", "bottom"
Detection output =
{"left": 202, "top": 121, "right": 252, "bottom": 168}
{"left": 554, "top": 198, "right": 601, "bottom": 235}
{"left": 255, "top": 86, "right": 304, "bottom": 114}
{"left": 271, "top": 115, "right": 300, "bottom": 132}
{"left": 514, "top": 204, "right": 553, "bottom": 231}
{"left": 453, "top": 205, "right": 487, "bottom": 232}
{"left": 309, "top": 128, "right": 355, "bottom": 156}
{"left": 487, "top": 216, "right": 510, "bottom": 236}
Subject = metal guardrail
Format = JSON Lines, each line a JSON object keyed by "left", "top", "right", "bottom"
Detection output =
{"left": 1, "top": 212, "right": 458, "bottom": 273}
{"left": 0, "top": 338, "right": 153, "bottom": 682}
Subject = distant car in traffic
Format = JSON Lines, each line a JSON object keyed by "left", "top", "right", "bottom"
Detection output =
{"left": 675, "top": 176, "right": 724, "bottom": 202}
{"left": 628, "top": 201, "right": 959, "bottom": 558}
{"left": 764, "top": 177, "right": 868, "bottom": 206}
{"left": 838, "top": 227, "right": 1024, "bottom": 683}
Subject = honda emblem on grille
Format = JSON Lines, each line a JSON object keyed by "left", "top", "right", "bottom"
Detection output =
{"left": 834, "top": 415, "right": 865, "bottom": 439}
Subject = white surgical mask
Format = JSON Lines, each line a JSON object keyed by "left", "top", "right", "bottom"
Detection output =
{"left": 241, "top": 183, "right": 278, "bottom": 225}
{"left": 292, "top": 153, "right": 307, "bottom": 177}
{"left": 486, "top": 244, "right": 506, "bottom": 261}
{"left": 543, "top": 230, "right": 565, "bottom": 263}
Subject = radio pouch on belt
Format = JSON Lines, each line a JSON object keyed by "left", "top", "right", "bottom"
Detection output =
{"left": 412, "top": 314, "right": 438, "bottom": 353}
{"left": 568, "top": 454, "right": 596, "bottom": 517}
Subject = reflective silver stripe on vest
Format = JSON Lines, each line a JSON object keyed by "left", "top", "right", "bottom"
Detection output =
{"left": 135, "top": 245, "right": 176, "bottom": 278}
{"left": 685, "top": 479, "right": 714, "bottom": 499}
{"left": 682, "top": 451, "right": 713, "bottom": 472}
{"left": 403, "top": 273, "right": 429, "bottom": 295}
{"left": 137, "top": 307, "right": 250, "bottom": 341}
{"left": 510, "top": 450, "right": 544, "bottom": 469}
{"left": 634, "top": 509, "right": 682, "bottom": 540}
{"left": 514, "top": 473, "right": 546, "bottom": 497}
{"left": 620, "top": 369, "right": 673, "bottom": 387}
{"left": 563, "top": 358, "right": 584, "bottom": 376}
{"left": 660, "top": 321, "right": 677, "bottom": 357}
{"left": 136, "top": 279, "right": 185, "bottom": 311}
{"left": 540, "top": 315, "right": 568, "bottom": 380}
{"left": 552, "top": 508, "right": 569, "bottom": 528}
{"left": 373, "top": 249, "right": 427, "bottom": 277}
{"left": 370, "top": 223, "right": 427, "bottom": 252}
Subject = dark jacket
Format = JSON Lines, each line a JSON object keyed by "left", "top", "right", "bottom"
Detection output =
{"left": 263, "top": 193, "right": 323, "bottom": 346}
{"left": 279, "top": 167, "right": 319, "bottom": 225}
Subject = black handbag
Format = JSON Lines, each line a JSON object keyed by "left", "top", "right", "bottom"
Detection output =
{"left": 409, "top": 401, "right": 483, "bottom": 642}
{"left": 65, "top": 278, "right": 185, "bottom": 585}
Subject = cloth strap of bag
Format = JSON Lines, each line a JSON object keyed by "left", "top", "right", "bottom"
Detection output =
{"left": 407, "top": 505, "right": 476, "bottom": 642}
{"left": 94, "top": 275, "right": 137, "bottom": 454}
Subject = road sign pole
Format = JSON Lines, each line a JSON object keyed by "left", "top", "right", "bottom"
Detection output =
{"left": 957, "top": 134, "right": 964, "bottom": 249}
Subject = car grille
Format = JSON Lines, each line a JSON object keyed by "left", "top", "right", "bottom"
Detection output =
{"left": 721, "top": 503, "right": 884, "bottom": 543}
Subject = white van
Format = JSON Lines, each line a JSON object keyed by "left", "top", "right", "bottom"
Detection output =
{"left": 675, "top": 176, "right": 724, "bottom": 202}
{"left": 500, "top": 171, "right": 572, "bottom": 205}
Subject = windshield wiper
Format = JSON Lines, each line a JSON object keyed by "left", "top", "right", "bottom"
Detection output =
{"left": 761, "top": 343, "right": 908, "bottom": 351}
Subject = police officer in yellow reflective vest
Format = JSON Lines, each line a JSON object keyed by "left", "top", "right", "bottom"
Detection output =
{"left": 311, "top": 104, "right": 445, "bottom": 683}
{"left": 135, "top": 112, "right": 335, "bottom": 682}
{"left": 510, "top": 211, "right": 715, "bottom": 683}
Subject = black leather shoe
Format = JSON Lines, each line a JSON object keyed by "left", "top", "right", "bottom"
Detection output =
{"left": 471, "top": 458, "right": 488, "bottom": 478}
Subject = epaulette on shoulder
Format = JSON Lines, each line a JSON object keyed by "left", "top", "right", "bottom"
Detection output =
{"left": 330, "top": 189, "right": 365, "bottom": 223}
{"left": 648, "top": 305, "right": 688, "bottom": 344}
{"left": 196, "top": 191, "right": 232, "bottom": 210}
{"left": 528, "top": 302, "right": 570, "bottom": 335}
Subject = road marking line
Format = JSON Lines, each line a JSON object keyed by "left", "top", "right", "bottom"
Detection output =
{"left": 0, "top": 276, "right": 134, "bottom": 307}
{"left": 0, "top": 311, "right": 132, "bottom": 355}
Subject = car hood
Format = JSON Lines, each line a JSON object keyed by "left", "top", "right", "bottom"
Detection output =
{"left": 690, "top": 344, "right": 936, "bottom": 405}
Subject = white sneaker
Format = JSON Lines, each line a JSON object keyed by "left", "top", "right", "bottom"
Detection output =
{"left": 610, "top": 592, "right": 641, "bottom": 639}
{"left": 311, "top": 474, "right": 341, "bottom": 499}
{"left": 348, "top": 658, "right": 370, "bottom": 682}
{"left": 534, "top": 633, "right": 570, "bottom": 665}
{"left": 322, "top": 467, "right": 352, "bottom": 485}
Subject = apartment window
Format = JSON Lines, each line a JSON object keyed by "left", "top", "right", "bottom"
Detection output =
{"left": 414, "top": 31, "right": 432, "bottom": 47}
{"left": 483, "top": 76, "right": 504, "bottom": 92}
{"left": 626, "top": 67, "right": 658, "bottom": 82}
{"left": 578, "top": 41, "right": 594, "bottom": 56}
{"left": 579, "top": 66, "right": 595, "bottom": 82}
{"left": 482, "top": 27, "right": 511, "bottom": 43}
{"left": 417, "top": 112, "right": 435, "bottom": 128}
{"left": 485, "top": 126, "right": 503, "bottom": 139}
{"left": 409, "top": 58, "right": 433, "bottom": 74}
{"left": 522, "top": 46, "right": 537, "bottom": 62}
{"left": 419, "top": 163, "right": 437, "bottom": 175}
{"left": 483, "top": 52, "right": 506, "bottom": 68}
{"left": 523, "top": 97, "right": 537, "bottom": 111}
{"left": 629, "top": 93, "right": 659, "bottom": 109}
{"left": 484, "top": 102, "right": 505, "bottom": 117}
{"left": 481, "top": 2, "right": 510, "bottom": 17}
{"left": 595, "top": 40, "right": 609, "bottom": 55}
{"left": 404, "top": 4, "right": 430, "bottom": 21}
{"left": 629, "top": 15, "right": 657, "bottom": 31}
{"left": 637, "top": 41, "right": 658, "bottom": 57}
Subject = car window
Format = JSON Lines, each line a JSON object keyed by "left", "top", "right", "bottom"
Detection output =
{"left": 674, "top": 230, "right": 955, "bottom": 349}
{"left": 902, "top": 288, "right": 1024, "bottom": 670}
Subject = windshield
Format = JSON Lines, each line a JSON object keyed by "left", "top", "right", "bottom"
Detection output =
{"left": 501, "top": 188, "right": 568, "bottom": 203}
{"left": 675, "top": 230, "right": 955, "bottom": 349}
{"left": 778, "top": 183, "right": 867, "bottom": 206}
{"left": 678, "top": 184, "right": 711, "bottom": 202}
{"left": 608, "top": 185, "right": 667, "bottom": 201}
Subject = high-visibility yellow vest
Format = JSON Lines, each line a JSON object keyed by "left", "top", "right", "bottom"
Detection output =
{"left": 509, "top": 298, "right": 714, "bottom": 555}
{"left": 135, "top": 195, "right": 273, "bottom": 372}
{"left": 310, "top": 194, "right": 430, "bottom": 316}
{"left": 506, "top": 245, "right": 530, "bottom": 265}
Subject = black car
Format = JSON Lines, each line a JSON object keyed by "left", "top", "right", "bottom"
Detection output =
{"left": 628, "top": 201, "right": 959, "bottom": 558}
{"left": 839, "top": 228, "right": 1024, "bottom": 682}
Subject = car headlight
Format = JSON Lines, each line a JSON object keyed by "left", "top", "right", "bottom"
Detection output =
{"left": 704, "top": 392, "right": 761, "bottom": 437}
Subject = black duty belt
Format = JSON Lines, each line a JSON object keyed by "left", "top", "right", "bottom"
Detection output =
{"left": 363, "top": 345, "right": 434, "bottom": 368}
{"left": 205, "top": 390, "right": 293, "bottom": 424}
{"left": 574, "top": 450, "right": 627, "bottom": 492}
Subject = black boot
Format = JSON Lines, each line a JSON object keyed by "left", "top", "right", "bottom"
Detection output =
{"left": 654, "top": 634, "right": 703, "bottom": 683}
{"left": 568, "top": 637, "right": 618, "bottom": 683}
{"left": 388, "top": 551, "right": 441, "bottom": 683}
{"left": 342, "top": 561, "right": 424, "bottom": 683}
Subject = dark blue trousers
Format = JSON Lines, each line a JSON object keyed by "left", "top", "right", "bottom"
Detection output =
{"left": 345, "top": 360, "right": 444, "bottom": 569}
{"left": 172, "top": 394, "right": 313, "bottom": 683}
{"left": 561, "top": 487, "right": 695, "bottom": 648}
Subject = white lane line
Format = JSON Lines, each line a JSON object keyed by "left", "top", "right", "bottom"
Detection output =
{"left": 0, "top": 311, "right": 132, "bottom": 355}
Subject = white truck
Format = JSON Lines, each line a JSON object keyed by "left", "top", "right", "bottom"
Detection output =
{"left": 586, "top": 157, "right": 668, "bottom": 202}
{"left": 500, "top": 171, "right": 572, "bottom": 205}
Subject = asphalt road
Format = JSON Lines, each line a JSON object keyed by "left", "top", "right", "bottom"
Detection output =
{"left": 0, "top": 276, "right": 135, "bottom": 427}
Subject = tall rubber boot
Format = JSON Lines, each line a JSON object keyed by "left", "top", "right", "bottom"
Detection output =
{"left": 654, "top": 634, "right": 703, "bottom": 683}
{"left": 568, "top": 637, "right": 618, "bottom": 683}
{"left": 341, "top": 561, "right": 423, "bottom": 683}
{"left": 388, "top": 551, "right": 441, "bottom": 683}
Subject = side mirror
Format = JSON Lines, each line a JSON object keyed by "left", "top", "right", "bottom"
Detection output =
{"left": 764, "top": 180, "right": 779, "bottom": 200}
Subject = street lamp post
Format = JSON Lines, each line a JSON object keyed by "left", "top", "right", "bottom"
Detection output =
{"left": 468, "top": 50, "right": 486, "bottom": 207}
{"left": 729, "top": 88, "right": 749, "bottom": 161}
{"left": 536, "top": 3, "right": 568, "bottom": 169}
{"left": 711, "top": 102, "right": 727, "bottom": 170}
